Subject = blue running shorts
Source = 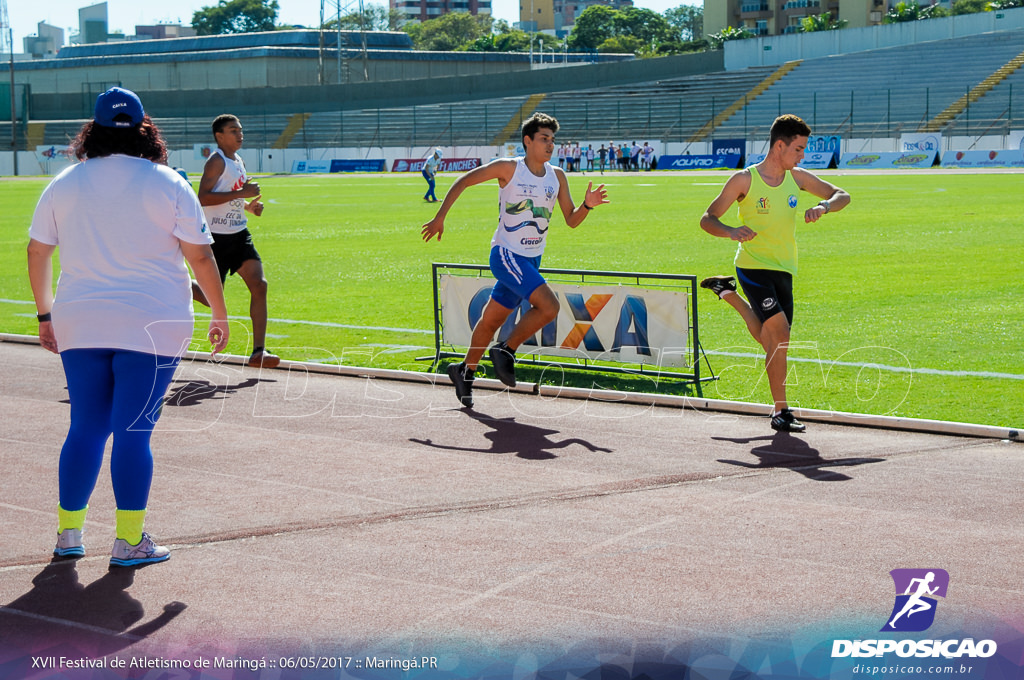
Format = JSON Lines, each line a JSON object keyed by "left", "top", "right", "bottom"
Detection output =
{"left": 489, "top": 245, "right": 545, "bottom": 310}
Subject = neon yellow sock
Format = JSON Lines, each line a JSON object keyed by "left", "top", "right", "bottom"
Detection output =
{"left": 58, "top": 505, "right": 88, "bottom": 533}
{"left": 115, "top": 509, "right": 147, "bottom": 545}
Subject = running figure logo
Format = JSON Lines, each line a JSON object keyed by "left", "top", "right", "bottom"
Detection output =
{"left": 881, "top": 568, "right": 949, "bottom": 632}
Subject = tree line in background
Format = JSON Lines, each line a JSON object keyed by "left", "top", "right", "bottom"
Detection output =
{"left": 708, "top": 0, "right": 1023, "bottom": 46}
{"left": 190, "top": 0, "right": 1019, "bottom": 58}
{"left": 190, "top": 0, "right": 704, "bottom": 56}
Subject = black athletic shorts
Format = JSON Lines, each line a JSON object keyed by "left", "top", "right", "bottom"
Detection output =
{"left": 211, "top": 229, "right": 261, "bottom": 283}
{"left": 736, "top": 267, "right": 794, "bottom": 325}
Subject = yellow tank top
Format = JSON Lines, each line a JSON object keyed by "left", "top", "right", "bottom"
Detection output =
{"left": 735, "top": 166, "right": 800, "bottom": 275}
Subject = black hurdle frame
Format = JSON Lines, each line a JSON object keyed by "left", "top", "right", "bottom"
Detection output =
{"left": 425, "top": 263, "right": 717, "bottom": 391}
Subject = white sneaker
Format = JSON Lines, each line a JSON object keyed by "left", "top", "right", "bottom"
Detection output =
{"left": 54, "top": 528, "right": 85, "bottom": 558}
{"left": 109, "top": 532, "right": 170, "bottom": 567}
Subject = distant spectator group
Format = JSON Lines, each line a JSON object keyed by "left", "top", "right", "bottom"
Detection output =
{"left": 558, "top": 141, "right": 656, "bottom": 174}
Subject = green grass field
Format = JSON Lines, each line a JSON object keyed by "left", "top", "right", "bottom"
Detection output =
{"left": 2, "top": 170, "right": 1021, "bottom": 428}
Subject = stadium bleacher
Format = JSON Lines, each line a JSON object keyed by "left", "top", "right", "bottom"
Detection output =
{"left": 713, "top": 29, "right": 1024, "bottom": 140}
{"left": 11, "top": 28, "right": 1024, "bottom": 153}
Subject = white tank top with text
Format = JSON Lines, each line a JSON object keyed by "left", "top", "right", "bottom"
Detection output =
{"left": 490, "top": 158, "right": 559, "bottom": 257}
{"left": 202, "top": 148, "right": 248, "bottom": 235}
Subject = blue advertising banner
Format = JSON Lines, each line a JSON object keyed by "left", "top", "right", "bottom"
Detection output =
{"left": 940, "top": 149, "right": 1024, "bottom": 168}
{"left": 807, "top": 134, "right": 842, "bottom": 156}
{"left": 292, "top": 159, "right": 387, "bottom": 173}
{"left": 291, "top": 160, "right": 332, "bottom": 173}
{"left": 712, "top": 138, "right": 745, "bottom": 156}
{"left": 657, "top": 154, "right": 742, "bottom": 170}
{"left": 330, "top": 159, "right": 387, "bottom": 173}
{"left": 733, "top": 152, "right": 831, "bottom": 168}
{"left": 798, "top": 151, "right": 834, "bottom": 169}
{"left": 839, "top": 151, "right": 937, "bottom": 169}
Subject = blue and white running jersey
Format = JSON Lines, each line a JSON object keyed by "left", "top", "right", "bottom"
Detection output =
{"left": 490, "top": 157, "right": 559, "bottom": 257}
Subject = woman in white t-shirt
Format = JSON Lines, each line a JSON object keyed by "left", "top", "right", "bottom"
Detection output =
{"left": 27, "top": 87, "right": 229, "bottom": 568}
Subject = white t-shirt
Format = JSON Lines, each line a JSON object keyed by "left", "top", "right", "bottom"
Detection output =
{"left": 424, "top": 154, "right": 441, "bottom": 177}
{"left": 202, "top": 148, "right": 248, "bottom": 235}
{"left": 491, "top": 158, "right": 559, "bottom": 257}
{"left": 29, "top": 154, "right": 213, "bottom": 357}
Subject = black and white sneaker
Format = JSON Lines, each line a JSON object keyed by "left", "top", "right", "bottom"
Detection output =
{"left": 700, "top": 275, "right": 737, "bottom": 298}
{"left": 771, "top": 409, "right": 806, "bottom": 433}
{"left": 488, "top": 343, "right": 517, "bottom": 387}
{"left": 447, "top": 362, "right": 475, "bottom": 408}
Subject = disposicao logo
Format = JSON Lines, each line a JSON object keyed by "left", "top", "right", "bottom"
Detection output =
{"left": 883, "top": 568, "right": 947, "bottom": 632}
{"left": 831, "top": 569, "right": 997, "bottom": 660}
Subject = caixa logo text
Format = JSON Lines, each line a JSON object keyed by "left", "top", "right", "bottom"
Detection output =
{"left": 831, "top": 639, "right": 996, "bottom": 659}
{"left": 468, "top": 290, "right": 651, "bottom": 354}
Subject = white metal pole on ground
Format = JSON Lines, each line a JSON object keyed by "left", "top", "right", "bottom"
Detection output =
{"left": 1, "top": 334, "right": 1018, "bottom": 442}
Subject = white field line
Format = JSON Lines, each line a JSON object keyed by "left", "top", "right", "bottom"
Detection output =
{"left": 4, "top": 300, "right": 1020, "bottom": 380}
{"left": 705, "top": 350, "right": 1024, "bottom": 381}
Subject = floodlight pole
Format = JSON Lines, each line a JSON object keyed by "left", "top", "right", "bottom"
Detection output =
{"left": 8, "top": 26, "right": 15, "bottom": 176}
{"left": 530, "top": 0, "right": 534, "bottom": 66}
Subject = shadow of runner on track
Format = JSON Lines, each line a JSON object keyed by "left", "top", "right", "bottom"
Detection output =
{"left": 410, "top": 409, "right": 614, "bottom": 461}
{"left": 712, "top": 431, "right": 885, "bottom": 481}
{"left": 162, "top": 377, "right": 274, "bottom": 408}
{"left": 1, "top": 559, "right": 187, "bottom": 662}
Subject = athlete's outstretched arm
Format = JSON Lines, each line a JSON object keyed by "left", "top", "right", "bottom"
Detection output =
{"left": 421, "top": 159, "right": 516, "bottom": 242}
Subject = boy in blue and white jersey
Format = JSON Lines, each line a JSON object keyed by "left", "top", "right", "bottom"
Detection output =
{"left": 421, "top": 113, "right": 609, "bottom": 408}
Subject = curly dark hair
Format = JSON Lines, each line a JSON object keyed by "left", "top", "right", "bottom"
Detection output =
{"left": 522, "top": 112, "right": 559, "bottom": 141}
{"left": 71, "top": 114, "right": 168, "bottom": 164}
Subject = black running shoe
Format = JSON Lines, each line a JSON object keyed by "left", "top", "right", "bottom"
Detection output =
{"left": 447, "top": 362, "right": 475, "bottom": 408}
{"left": 488, "top": 343, "right": 517, "bottom": 387}
{"left": 700, "top": 275, "right": 737, "bottom": 298}
{"left": 771, "top": 409, "right": 807, "bottom": 433}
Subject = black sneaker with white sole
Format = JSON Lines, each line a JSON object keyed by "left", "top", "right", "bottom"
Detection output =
{"left": 771, "top": 408, "right": 807, "bottom": 433}
{"left": 700, "top": 275, "right": 737, "bottom": 298}
{"left": 488, "top": 343, "right": 517, "bottom": 387}
{"left": 447, "top": 362, "right": 475, "bottom": 408}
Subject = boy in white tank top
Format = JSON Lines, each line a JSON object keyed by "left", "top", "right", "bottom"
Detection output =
{"left": 422, "top": 113, "right": 609, "bottom": 408}
{"left": 197, "top": 114, "right": 279, "bottom": 369}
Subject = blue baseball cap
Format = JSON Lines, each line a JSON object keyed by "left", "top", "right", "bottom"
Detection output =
{"left": 94, "top": 87, "right": 145, "bottom": 128}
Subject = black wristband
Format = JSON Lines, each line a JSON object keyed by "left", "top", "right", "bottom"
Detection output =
{"left": 37, "top": 312, "right": 52, "bottom": 322}
{"left": 582, "top": 203, "right": 593, "bottom": 211}
{"left": 818, "top": 200, "right": 830, "bottom": 214}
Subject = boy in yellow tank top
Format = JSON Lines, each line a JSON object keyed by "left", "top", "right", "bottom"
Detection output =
{"left": 699, "top": 115, "right": 850, "bottom": 433}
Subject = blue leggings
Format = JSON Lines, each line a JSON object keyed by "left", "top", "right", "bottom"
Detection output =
{"left": 422, "top": 170, "right": 436, "bottom": 200}
{"left": 59, "top": 349, "right": 180, "bottom": 512}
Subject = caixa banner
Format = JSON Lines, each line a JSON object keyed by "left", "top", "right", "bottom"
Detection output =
{"left": 439, "top": 275, "right": 691, "bottom": 368}
{"left": 392, "top": 158, "right": 481, "bottom": 172}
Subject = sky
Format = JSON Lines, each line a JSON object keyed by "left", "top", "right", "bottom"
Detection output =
{"left": 7, "top": 0, "right": 697, "bottom": 52}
